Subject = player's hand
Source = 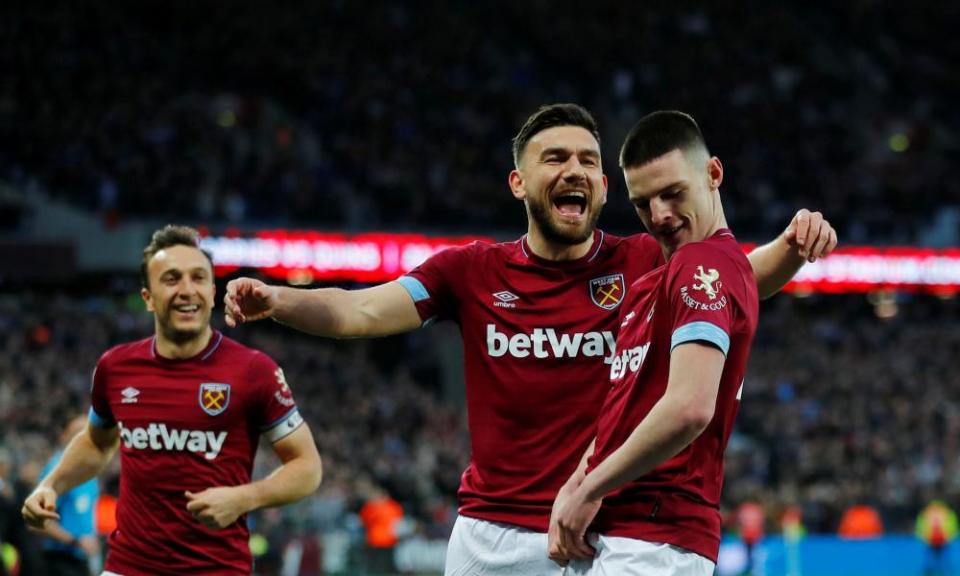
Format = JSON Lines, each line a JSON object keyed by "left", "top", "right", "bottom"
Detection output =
{"left": 185, "top": 487, "right": 251, "bottom": 530}
{"left": 21, "top": 486, "right": 61, "bottom": 529}
{"left": 553, "top": 485, "right": 600, "bottom": 562}
{"left": 783, "top": 209, "right": 838, "bottom": 263}
{"left": 548, "top": 481, "right": 577, "bottom": 566}
{"left": 224, "top": 277, "right": 278, "bottom": 327}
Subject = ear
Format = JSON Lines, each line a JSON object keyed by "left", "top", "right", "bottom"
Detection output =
{"left": 141, "top": 287, "right": 155, "bottom": 312}
{"left": 707, "top": 156, "right": 724, "bottom": 192}
{"left": 508, "top": 169, "right": 526, "bottom": 201}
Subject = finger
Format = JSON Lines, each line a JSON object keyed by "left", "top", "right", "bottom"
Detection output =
{"left": 571, "top": 530, "right": 595, "bottom": 560}
{"left": 826, "top": 228, "right": 838, "bottom": 255}
{"left": 224, "top": 313, "right": 237, "bottom": 328}
{"left": 808, "top": 225, "right": 832, "bottom": 261}
{"left": 794, "top": 210, "right": 810, "bottom": 247}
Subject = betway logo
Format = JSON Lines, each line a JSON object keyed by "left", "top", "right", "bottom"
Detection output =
{"left": 486, "top": 324, "right": 616, "bottom": 363}
{"left": 610, "top": 342, "right": 651, "bottom": 380}
{"left": 118, "top": 421, "right": 227, "bottom": 461}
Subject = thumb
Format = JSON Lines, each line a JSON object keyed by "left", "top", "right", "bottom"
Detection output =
{"left": 253, "top": 285, "right": 272, "bottom": 300}
{"left": 185, "top": 491, "right": 196, "bottom": 500}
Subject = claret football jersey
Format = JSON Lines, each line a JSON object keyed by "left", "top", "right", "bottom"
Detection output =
{"left": 398, "top": 230, "right": 663, "bottom": 531}
{"left": 588, "top": 230, "right": 759, "bottom": 562}
{"left": 89, "top": 330, "right": 303, "bottom": 576}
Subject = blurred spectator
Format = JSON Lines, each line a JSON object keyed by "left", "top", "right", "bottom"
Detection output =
{"left": 916, "top": 500, "right": 958, "bottom": 576}
{"left": 838, "top": 505, "right": 884, "bottom": 539}
{"left": 359, "top": 482, "right": 404, "bottom": 575}
{"left": 34, "top": 415, "right": 100, "bottom": 576}
{"left": 2, "top": 3, "right": 957, "bottom": 244}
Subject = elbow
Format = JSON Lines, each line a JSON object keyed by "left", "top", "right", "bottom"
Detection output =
{"left": 677, "top": 403, "right": 715, "bottom": 438}
{"left": 312, "top": 455, "right": 324, "bottom": 492}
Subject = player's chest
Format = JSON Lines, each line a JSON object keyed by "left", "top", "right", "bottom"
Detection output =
{"left": 107, "top": 367, "right": 245, "bottom": 427}
{"left": 609, "top": 273, "right": 665, "bottom": 382}
{"left": 461, "top": 263, "right": 633, "bottom": 331}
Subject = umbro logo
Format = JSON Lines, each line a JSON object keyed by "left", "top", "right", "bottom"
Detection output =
{"left": 121, "top": 387, "right": 140, "bottom": 404}
{"left": 492, "top": 291, "right": 519, "bottom": 309}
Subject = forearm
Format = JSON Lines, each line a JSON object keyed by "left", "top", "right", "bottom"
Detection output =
{"left": 563, "top": 439, "right": 596, "bottom": 490}
{"left": 272, "top": 286, "right": 355, "bottom": 337}
{"left": 747, "top": 235, "right": 804, "bottom": 300}
{"left": 579, "top": 398, "right": 705, "bottom": 501}
{"left": 238, "top": 455, "right": 322, "bottom": 513}
{"left": 42, "top": 431, "right": 117, "bottom": 495}
{"left": 272, "top": 282, "right": 420, "bottom": 338}
{"left": 40, "top": 521, "right": 75, "bottom": 545}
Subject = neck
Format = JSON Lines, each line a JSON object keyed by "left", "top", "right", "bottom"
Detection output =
{"left": 526, "top": 225, "right": 595, "bottom": 261}
{"left": 155, "top": 325, "right": 214, "bottom": 359}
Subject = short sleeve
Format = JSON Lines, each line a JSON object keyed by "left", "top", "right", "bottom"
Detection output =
{"left": 396, "top": 243, "right": 477, "bottom": 326}
{"left": 249, "top": 353, "right": 303, "bottom": 443}
{"left": 89, "top": 357, "right": 116, "bottom": 428}
{"left": 665, "top": 245, "right": 743, "bottom": 356}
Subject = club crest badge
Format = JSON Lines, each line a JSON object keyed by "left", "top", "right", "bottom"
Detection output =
{"left": 589, "top": 274, "right": 625, "bottom": 310}
{"left": 199, "top": 383, "right": 231, "bottom": 416}
{"left": 692, "top": 266, "right": 722, "bottom": 300}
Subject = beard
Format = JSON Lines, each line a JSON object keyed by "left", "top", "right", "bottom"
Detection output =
{"left": 156, "top": 309, "right": 211, "bottom": 345}
{"left": 527, "top": 195, "right": 601, "bottom": 246}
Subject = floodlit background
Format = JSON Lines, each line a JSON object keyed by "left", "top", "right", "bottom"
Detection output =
{"left": 1, "top": 3, "right": 958, "bottom": 575}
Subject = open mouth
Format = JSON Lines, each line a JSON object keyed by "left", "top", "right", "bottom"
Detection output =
{"left": 552, "top": 191, "right": 588, "bottom": 219}
{"left": 173, "top": 304, "right": 201, "bottom": 317}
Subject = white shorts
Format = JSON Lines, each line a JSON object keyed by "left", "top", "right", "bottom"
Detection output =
{"left": 444, "top": 515, "right": 565, "bottom": 576}
{"left": 566, "top": 534, "right": 715, "bottom": 576}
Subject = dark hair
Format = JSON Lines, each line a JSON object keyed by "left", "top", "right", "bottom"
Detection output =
{"left": 619, "top": 110, "right": 709, "bottom": 169}
{"left": 140, "top": 224, "right": 214, "bottom": 288}
{"left": 512, "top": 103, "right": 601, "bottom": 167}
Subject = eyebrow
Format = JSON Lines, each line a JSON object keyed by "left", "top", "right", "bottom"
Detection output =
{"left": 539, "top": 147, "right": 601, "bottom": 159}
{"left": 160, "top": 266, "right": 210, "bottom": 277}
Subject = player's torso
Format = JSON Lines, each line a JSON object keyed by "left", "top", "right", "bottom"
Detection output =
{"left": 106, "top": 350, "right": 258, "bottom": 489}
{"left": 451, "top": 233, "right": 662, "bottom": 527}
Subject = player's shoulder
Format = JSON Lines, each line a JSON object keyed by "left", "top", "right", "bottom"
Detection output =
{"left": 215, "top": 333, "right": 278, "bottom": 370}
{"left": 671, "top": 230, "right": 748, "bottom": 270}
{"left": 613, "top": 231, "right": 658, "bottom": 251}
{"left": 97, "top": 336, "right": 154, "bottom": 367}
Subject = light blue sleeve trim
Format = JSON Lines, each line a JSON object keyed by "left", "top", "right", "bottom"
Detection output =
{"left": 88, "top": 406, "right": 115, "bottom": 429}
{"left": 671, "top": 321, "right": 730, "bottom": 355}
{"left": 396, "top": 276, "right": 430, "bottom": 303}
{"left": 262, "top": 407, "right": 300, "bottom": 431}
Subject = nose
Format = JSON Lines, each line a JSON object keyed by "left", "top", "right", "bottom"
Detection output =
{"left": 650, "top": 198, "right": 674, "bottom": 227}
{"left": 561, "top": 157, "right": 587, "bottom": 182}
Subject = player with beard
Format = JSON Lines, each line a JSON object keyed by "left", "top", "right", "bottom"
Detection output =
{"left": 223, "top": 104, "right": 836, "bottom": 575}
{"left": 22, "top": 225, "right": 322, "bottom": 576}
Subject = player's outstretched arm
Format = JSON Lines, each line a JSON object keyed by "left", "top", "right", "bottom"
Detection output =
{"left": 22, "top": 423, "right": 119, "bottom": 529}
{"left": 553, "top": 343, "right": 724, "bottom": 557}
{"left": 185, "top": 424, "right": 322, "bottom": 530}
{"left": 747, "top": 209, "right": 838, "bottom": 299}
{"left": 224, "top": 278, "right": 422, "bottom": 338}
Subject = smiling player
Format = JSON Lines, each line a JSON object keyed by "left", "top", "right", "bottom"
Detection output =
{"left": 22, "top": 225, "right": 322, "bottom": 576}
{"left": 224, "top": 104, "right": 836, "bottom": 575}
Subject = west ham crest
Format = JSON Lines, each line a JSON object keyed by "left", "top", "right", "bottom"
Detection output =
{"left": 589, "top": 274, "right": 625, "bottom": 310}
{"left": 199, "top": 383, "right": 231, "bottom": 416}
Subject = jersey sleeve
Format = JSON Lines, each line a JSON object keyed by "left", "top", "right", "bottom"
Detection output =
{"left": 248, "top": 353, "right": 304, "bottom": 443}
{"left": 396, "top": 242, "right": 476, "bottom": 325}
{"left": 88, "top": 354, "right": 116, "bottom": 428}
{"left": 665, "top": 244, "right": 744, "bottom": 356}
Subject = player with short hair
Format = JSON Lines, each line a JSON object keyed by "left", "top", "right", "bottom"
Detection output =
{"left": 22, "top": 225, "right": 322, "bottom": 576}
{"left": 550, "top": 110, "right": 764, "bottom": 575}
{"left": 224, "top": 103, "right": 836, "bottom": 575}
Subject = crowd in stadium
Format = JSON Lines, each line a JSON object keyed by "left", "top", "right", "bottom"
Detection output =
{"left": 1, "top": 291, "right": 957, "bottom": 561}
{"left": 4, "top": 3, "right": 957, "bottom": 245}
